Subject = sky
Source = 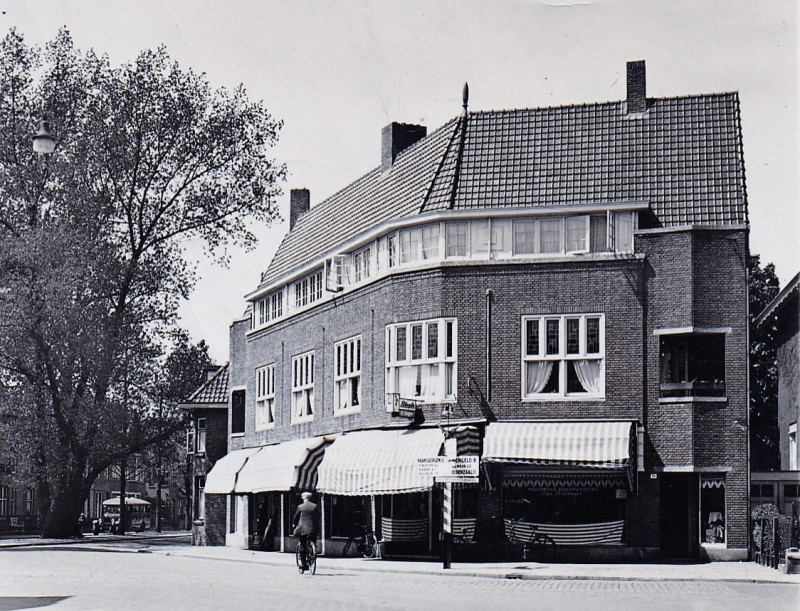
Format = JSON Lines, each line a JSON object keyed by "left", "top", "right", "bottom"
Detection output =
{"left": 3, "top": 0, "right": 798, "bottom": 363}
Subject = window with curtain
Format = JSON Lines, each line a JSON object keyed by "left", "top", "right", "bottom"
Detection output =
{"left": 522, "top": 314, "right": 604, "bottom": 399}
{"left": 291, "top": 351, "right": 315, "bottom": 423}
{"left": 334, "top": 336, "right": 361, "bottom": 415}
{"left": 255, "top": 364, "right": 275, "bottom": 430}
{"left": 385, "top": 317, "right": 457, "bottom": 405}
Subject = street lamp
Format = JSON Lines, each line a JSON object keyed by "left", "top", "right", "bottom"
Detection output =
{"left": 32, "top": 120, "right": 55, "bottom": 155}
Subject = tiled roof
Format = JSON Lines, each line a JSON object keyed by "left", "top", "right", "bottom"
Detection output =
{"left": 260, "top": 93, "right": 747, "bottom": 287}
{"left": 754, "top": 272, "right": 800, "bottom": 329}
{"left": 184, "top": 363, "right": 229, "bottom": 406}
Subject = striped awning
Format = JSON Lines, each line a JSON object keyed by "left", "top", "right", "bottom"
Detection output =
{"left": 234, "top": 436, "right": 336, "bottom": 494}
{"left": 482, "top": 421, "right": 635, "bottom": 469}
{"left": 203, "top": 447, "right": 260, "bottom": 494}
{"left": 316, "top": 428, "right": 443, "bottom": 496}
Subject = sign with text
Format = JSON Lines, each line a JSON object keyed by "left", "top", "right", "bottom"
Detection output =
{"left": 417, "top": 456, "right": 479, "bottom": 483}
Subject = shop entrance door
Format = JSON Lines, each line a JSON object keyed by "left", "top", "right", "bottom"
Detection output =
{"left": 659, "top": 473, "right": 699, "bottom": 558}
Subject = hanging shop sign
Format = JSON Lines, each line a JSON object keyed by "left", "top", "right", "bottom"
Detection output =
{"left": 417, "top": 456, "right": 479, "bottom": 483}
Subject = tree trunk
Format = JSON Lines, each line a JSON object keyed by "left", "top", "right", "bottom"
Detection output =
{"left": 40, "top": 481, "right": 84, "bottom": 538}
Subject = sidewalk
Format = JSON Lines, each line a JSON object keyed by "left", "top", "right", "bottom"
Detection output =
{"left": 3, "top": 532, "right": 799, "bottom": 585}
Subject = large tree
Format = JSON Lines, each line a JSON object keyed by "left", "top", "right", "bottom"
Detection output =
{"left": 0, "top": 29, "right": 284, "bottom": 537}
{"left": 749, "top": 254, "right": 780, "bottom": 471}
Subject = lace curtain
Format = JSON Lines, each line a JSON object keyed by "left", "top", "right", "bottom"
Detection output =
{"left": 526, "top": 361, "right": 553, "bottom": 394}
{"left": 574, "top": 360, "right": 602, "bottom": 393}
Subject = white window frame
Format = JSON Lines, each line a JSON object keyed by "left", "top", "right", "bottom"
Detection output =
{"left": 385, "top": 318, "right": 457, "bottom": 406}
{"left": 353, "top": 246, "right": 372, "bottom": 284}
{"left": 334, "top": 335, "right": 362, "bottom": 416}
{"left": 521, "top": 314, "right": 605, "bottom": 400}
{"left": 565, "top": 215, "right": 590, "bottom": 254}
{"left": 255, "top": 364, "right": 275, "bottom": 431}
{"left": 445, "top": 222, "right": 468, "bottom": 258}
{"left": 291, "top": 351, "right": 315, "bottom": 424}
{"left": 196, "top": 418, "right": 207, "bottom": 454}
{"left": 790, "top": 422, "right": 798, "bottom": 471}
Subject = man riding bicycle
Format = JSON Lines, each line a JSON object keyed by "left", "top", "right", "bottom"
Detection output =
{"left": 292, "top": 491, "right": 318, "bottom": 570}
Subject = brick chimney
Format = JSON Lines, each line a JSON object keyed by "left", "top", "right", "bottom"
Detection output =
{"left": 381, "top": 122, "right": 427, "bottom": 173}
{"left": 626, "top": 60, "right": 647, "bottom": 114}
{"left": 289, "top": 188, "right": 310, "bottom": 231}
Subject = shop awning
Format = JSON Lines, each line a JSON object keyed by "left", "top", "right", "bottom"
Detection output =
{"left": 234, "top": 436, "right": 335, "bottom": 493}
{"left": 316, "top": 428, "right": 443, "bottom": 496}
{"left": 203, "top": 447, "right": 260, "bottom": 494}
{"left": 482, "top": 421, "right": 635, "bottom": 469}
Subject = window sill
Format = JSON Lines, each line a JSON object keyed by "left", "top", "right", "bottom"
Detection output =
{"left": 291, "top": 417, "right": 314, "bottom": 425}
{"left": 231, "top": 432, "right": 245, "bottom": 438}
{"left": 522, "top": 395, "right": 605, "bottom": 402}
{"left": 658, "top": 397, "right": 728, "bottom": 405}
{"left": 334, "top": 407, "right": 362, "bottom": 418}
{"left": 255, "top": 423, "right": 275, "bottom": 432}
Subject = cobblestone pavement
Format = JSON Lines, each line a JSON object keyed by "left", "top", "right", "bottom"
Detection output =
{"left": 1, "top": 545, "right": 798, "bottom": 611}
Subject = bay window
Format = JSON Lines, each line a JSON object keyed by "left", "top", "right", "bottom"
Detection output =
{"left": 659, "top": 333, "right": 725, "bottom": 398}
{"left": 386, "top": 318, "right": 457, "bottom": 404}
{"left": 522, "top": 314, "right": 605, "bottom": 399}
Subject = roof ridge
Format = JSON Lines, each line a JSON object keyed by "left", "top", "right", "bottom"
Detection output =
{"left": 186, "top": 362, "right": 229, "bottom": 403}
{"left": 466, "top": 91, "right": 741, "bottom": 116}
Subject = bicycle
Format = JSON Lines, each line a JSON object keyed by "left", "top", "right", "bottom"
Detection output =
{"left": 505, "top": 518, "right": 557, "bottom": 561}
{"left": 295, "top": 535, "right": 317, "bottom": 574}
{"left": 342, "top": 522, "right": 380, "bottom": 558}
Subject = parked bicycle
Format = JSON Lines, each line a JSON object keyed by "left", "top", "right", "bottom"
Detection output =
{"left": 505, "top": 518, "right": 557, "bottom": 561}
{"left": 342, "top": 521, "right": 380, "bottom": 558}
{"left": 295, "top": 535, "right": 317, "bottom": 574}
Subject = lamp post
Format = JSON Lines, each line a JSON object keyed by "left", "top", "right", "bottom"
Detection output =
{"left": 32, "top": 120, "right": 55, "bottom": 155}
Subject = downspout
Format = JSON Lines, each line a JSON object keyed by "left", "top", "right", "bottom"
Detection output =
{"left": 486, "top": 288, "right": 493, "bottom": 403}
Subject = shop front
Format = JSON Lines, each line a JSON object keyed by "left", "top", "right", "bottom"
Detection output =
{"left": 481, "top": 421, "right": 637, "bottom": 558}
{"left": 316, "top": 427, "right": 445, "bottom": 557}
{"left": 202, "top": 447, "right": 260, "bottom": 547}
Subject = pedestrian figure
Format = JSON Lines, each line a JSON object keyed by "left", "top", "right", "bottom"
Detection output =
{"left": 77, "top": 512, "right": 86, "bottom": 536}
{"left": 292, "top": 492, "right": 318, "bottom": 570}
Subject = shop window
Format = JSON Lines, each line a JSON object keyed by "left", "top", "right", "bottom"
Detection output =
{"left": 381, "top": 492, "right": 429, "bottom": 519}
{"left": 325, "top": 495, "right": 369, "bottom": 538}
{"left": 784, "top": 484, "right": 800, "bottom": 498}
{"left": 700, "top": 475, "right": 725, "bottom": 545}
{"left": 660, "top": 334, "right": 725, "bottom": 398}
{"left": 231, "top": 389, "right": 245, "bottom": 435}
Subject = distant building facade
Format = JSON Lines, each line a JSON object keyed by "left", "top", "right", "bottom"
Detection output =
{"left": 206, "top": 61, "right": 750, "bottom": 560}
{"left": 752, "top": 273, "right": 800, "bottom": 516}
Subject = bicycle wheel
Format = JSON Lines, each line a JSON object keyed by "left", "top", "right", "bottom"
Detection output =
{"left": 307, "top": 542, "right": 317, "bottom": 575}
{"left": 361, "top": 532, "right": 377, "bottom": 558}
{"left": 296, "top": 542, "right": 305, "bottom": 573}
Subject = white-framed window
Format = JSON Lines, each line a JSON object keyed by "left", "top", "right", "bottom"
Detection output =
{"left": 353, "top": 247, "right": 372, "bottom": 284}
{"left": 334, "top": 336, "right": 362, "bottom": 415}
{"left": 445, "top": 222, "right": 468, "bottom": 257}
{"left": 387, "top": 234, "right": 398, "bottom": 268}
{"left": 0, "top": 485, "right": 8, "bottom": 516}
{"left": 293, "top": 270, "right": 323, "bottom": 309}
{"left": 254, "top": 290, "right": 284, "bottom": 328}
{"left": 291, "top": 351, "right": 315, "bottom": 423}
{"left": 790, "top": 423, "right": 797, "bottom": 471}
{"left": 522, "top": 314, "right": 605, "bottom": 399}
{"left": 565, "top": 215, "right": 589, "bottom": 253}
{"left": 385, "top": 318, "right": 457, "bottom": 404}
{"left": 196, "top": 418, "right": 207, "bottom": 454}
{"left": 255, "top": 364, "right": 275, "bottom": 430}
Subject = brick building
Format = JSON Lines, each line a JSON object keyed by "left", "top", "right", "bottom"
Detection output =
{"left": 179, "top": 364, "right": 230, "bottom": 544}
{"left": 205, "top": 61, "right": 750, "bottom": 561}
{"left": 752, "top": 273, "right": 800, "bottom": 516}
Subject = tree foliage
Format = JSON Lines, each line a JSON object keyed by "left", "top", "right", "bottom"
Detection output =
{"left": 749, "top": 254, "right": 780, "bottom": 471}
{"left": 0, "top": 28, "right": 283, "bottom": 536}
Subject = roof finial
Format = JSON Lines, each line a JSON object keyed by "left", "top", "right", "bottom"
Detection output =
{"left": 462, "top": 82, "right": 469, "bottom": 114}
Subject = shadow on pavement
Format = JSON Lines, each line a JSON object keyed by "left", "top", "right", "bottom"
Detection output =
{"left": 0, "top": 597, "right": 71, "bottom": 610}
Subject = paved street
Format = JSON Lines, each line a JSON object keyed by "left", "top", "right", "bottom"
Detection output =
{"left": 0, "top": 540, "right": 798, "bottom": 610}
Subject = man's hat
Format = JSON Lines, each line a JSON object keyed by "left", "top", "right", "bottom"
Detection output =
{"left": 301, "top": 491, "right": 312, "bottom": 500}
